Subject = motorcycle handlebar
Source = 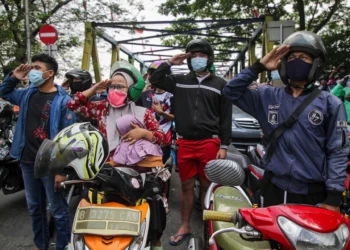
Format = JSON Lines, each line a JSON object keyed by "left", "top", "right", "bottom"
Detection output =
{"left": 60, "top": 180, "right": 99, "bottom": 189}
{"left": 203, "top": 210, "right": 238, "bottom": 224}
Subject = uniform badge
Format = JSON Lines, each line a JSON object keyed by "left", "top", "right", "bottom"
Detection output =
{"left": 308, "top": 109, "right": 323, "bottom": 125}
{"left": 268, "top": 110, "right": 278, "bottom": 125}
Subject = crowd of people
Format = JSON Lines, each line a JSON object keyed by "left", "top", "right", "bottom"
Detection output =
{"left": 0, "top": 29, "right": 349, "bottom": 250}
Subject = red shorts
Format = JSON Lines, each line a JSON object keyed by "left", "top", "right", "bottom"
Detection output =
{"left": 176, "top": 138, "right": 220, "bottom": 181}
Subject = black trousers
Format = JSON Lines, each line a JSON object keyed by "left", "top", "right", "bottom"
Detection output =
{"left": 261, "top": 172, "right": 326, "bottom": 207}
{"left": 161, "top": 146, "right": 171, "bottom": 164}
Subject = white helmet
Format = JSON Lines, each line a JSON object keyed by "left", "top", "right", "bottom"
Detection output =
{"left": 34, "top": 123, "right": 109, "bottom": 180}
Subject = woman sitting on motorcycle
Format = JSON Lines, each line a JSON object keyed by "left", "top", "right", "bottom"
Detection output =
{"left": 67, "top": 61, "right": 165, "bottom": 158}
{"left": 67, "top": 61, "right": 166, "bottom": 250}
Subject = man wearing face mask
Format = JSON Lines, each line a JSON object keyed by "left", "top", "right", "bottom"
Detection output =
{"left": 0, "top": 54, "right": 75, "bottom": 250}
{"left": 223, "top": 31, "right": 348, "bottom": 213}
{"left": 150, "top": 39, "right": 232, "bottom": 246}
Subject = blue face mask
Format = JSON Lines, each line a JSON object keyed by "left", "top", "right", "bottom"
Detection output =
{"left": 191, "top": 57, "right": 208, "bottom": 72}
{"left": 28, "top": 69, "right": 50, "bottom": 87}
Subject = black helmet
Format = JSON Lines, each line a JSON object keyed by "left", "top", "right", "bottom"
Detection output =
{"left": 338, "top": 63, "right": 347, "bottom": 72}
{"left": 278, "top": 31, "right": 328, "bottom": 86}
{"left": 318, "top": 74, "right": 328, "bottom": 81}
{"left": 185, "top": 39, "right": 214, "bottom": 71}
{"left": 65, "top": 69, "right": 92, "bottom": 94}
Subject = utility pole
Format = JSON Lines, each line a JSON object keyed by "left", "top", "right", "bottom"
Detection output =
{"left": 25, "top": 0, "right": 31, "bottom": 63}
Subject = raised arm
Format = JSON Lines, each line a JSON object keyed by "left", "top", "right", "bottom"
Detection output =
{"left": 0, "top": 64, "right": 31, "bottom": 105}
{"left": 150, "top": 53, "right": 191, "bottom": 94}
{"left": 223, "top": 46, "right": 290, "bottom": 118}
{"left": 67, "top": 79, "right": 110, "bottom": 119}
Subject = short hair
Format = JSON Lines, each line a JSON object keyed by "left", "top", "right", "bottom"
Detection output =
{"left": 31, "top": 54, "right": 58, "bottom": 75}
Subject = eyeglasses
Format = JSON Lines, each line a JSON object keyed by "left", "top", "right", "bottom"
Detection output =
{"left": 109, "top": 84, "right": 128, "bottom": 91}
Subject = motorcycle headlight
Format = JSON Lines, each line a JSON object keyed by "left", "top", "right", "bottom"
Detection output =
{"left": 278, "top": 216, "right": 349, "bottom": 250}
{"left": 127, "top": 219, "right": 147, "bottom": 250}
{"left": 73, "top": 234, "right": 90, "bottom": 250}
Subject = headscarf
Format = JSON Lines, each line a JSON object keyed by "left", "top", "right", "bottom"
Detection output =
{"left": 106, "top": 71, "right": 146, "bottom": 152}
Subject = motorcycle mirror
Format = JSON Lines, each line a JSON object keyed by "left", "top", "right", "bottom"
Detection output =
{"left": 204, "top": 159, "right": 245, "bottom": 186}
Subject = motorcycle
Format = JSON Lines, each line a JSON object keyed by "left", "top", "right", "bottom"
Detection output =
{"left": 193, "top": 144, "right": 263, "bottom": 211}
{"left": 0, "top": 100, "right": 23, "bottom": 195}
{"left": 62, "top": 164, "right": 169, "bottom": 250}
{"left": 188, "top": 159, "right": 350, "bottom": 250}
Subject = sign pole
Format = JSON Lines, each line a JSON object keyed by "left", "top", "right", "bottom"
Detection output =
{"left": 280, "top": 24, "right": 283, "bottom": 45}
{"left": 25, "top": 0, "right": 31, "bottom": 63}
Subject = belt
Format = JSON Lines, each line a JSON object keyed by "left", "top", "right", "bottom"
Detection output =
{"left": 177, "top": 133, "right": 219, "bottom": 140}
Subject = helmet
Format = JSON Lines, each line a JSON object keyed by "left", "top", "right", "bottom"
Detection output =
{"left": 110, "top": 61, "right": 145, "bottom": 102}
{"left": 64, "top": 69, "right": 92, "bottom": 94}
{"left": 185, "top": 39, "right": 214, "bottom": 71}
{"left": 147, "top": 60, "right": 164, "bottom": 76}
{"left": 34, "top": 123, "right": 109, "bottom": 180}
{"left": 338, "top": 63, "right": 347, "bottom": 71}
{"left": 278, "top": 31, "right": 328, "bottom": 86}
{"left": 318, "top": 74, "right": 328, "bottom": 81}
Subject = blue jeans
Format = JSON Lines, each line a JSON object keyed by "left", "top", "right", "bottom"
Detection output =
{"left": 20, "top": 163, "right": 70, "bottom": 250}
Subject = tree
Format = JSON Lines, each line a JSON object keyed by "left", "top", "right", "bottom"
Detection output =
{"left": 158, "top": 0, "right": 349, "bottom": 71}
{"left": 0, "top": 0, "right": 144, "bottom": 78}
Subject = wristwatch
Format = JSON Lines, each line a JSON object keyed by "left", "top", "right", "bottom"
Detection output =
{"left": 166, "top": 60, "right": 173, "bottom": 66}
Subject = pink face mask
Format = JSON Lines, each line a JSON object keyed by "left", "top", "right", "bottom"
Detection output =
{"left": 107, "top": 90, "right": 128, "bottom": 108}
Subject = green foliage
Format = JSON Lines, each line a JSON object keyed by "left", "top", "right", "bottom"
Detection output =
{"left": 0, "top": 0, "right": 143, "bottom": 79}
{"left": 159, "top": 0, "right": 349, "bottom": 72}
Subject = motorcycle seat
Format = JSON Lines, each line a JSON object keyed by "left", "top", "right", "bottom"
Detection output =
{"left": 226, "top": 152, "right": 251, "bottom": 171}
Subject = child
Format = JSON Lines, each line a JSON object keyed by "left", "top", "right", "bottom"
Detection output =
{"left": 113, "top": 114, "right": 164, "bottom": 168}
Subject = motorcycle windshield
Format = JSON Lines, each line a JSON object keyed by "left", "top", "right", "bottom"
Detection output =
{"left": 34, "top": 139, "right": 88, "bottom": 178}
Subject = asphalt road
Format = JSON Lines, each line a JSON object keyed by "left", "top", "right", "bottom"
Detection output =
{"left": 0, "top": 169, "right": 203, "bottom": 250}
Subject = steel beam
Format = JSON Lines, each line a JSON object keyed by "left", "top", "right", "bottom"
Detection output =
{"left": 92, "top": 18, "right": 264, "bottom": 26}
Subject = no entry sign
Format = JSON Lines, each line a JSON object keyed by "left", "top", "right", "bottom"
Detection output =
{"left": 39, "top": 24, "right": 58, "bottom": 45}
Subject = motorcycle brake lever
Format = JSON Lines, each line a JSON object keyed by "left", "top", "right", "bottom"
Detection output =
{"left": 208, "top": 227, "right": 261, "bottom": 246}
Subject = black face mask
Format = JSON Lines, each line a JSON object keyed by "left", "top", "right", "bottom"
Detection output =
{"left": 286, "top": 58, "right": 312, "bottom": 82}
{"left": 70, "top": 81, "right": 84, "bottom": 94}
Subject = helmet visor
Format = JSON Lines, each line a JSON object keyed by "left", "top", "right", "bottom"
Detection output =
{"left": 34, "top": 139, "right": 89, "bottom": 178}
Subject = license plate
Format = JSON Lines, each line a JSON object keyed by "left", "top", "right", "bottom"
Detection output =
{"left": 73, "top": 206, "right": 141, "bottom": 236}
{"left": 0, "top": 147, "right": 9, "bottom": 160}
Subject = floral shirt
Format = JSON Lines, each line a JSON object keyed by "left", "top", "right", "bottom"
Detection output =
{"left": 67, "top": 92, "right": 165, "bottom": 146}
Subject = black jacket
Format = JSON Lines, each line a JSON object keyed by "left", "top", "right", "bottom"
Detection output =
{"left": 150, "top": 62, "right": 232, "bottom": 148}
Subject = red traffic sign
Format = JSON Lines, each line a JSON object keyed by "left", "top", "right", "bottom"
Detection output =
{"left": 39, "top": 24, "right": 58, "bottom": 45}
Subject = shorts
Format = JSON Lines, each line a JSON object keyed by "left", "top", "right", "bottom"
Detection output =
{"left": 176, "top": 138, "right": 220, "bottom": 181}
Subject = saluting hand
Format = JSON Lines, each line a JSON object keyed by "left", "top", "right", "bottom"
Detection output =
{"left": 92, "top": 79, "right": 112, "bottom": 94}
{"left": 12, "top": 64, "right": 31, "bottom": 81}
{"left": 169, "top": 53, "right": 191, "bottom": 66}
{"left": 260, "top": 45, "right": 290, "bottom": 71}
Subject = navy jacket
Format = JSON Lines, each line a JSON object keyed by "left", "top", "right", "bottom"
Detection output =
{"left": 0, "top": 73, "right": 76, "bottom": 160}
{"left": 223, "top": 62, "right": 349, "bottom": 206}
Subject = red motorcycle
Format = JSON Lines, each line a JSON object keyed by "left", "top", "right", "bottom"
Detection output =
{"left": 188, "top": 159, "right": 350, "bottom": 250}
{"left": 203, "top": 204, "right": 350, "bottom": 250}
